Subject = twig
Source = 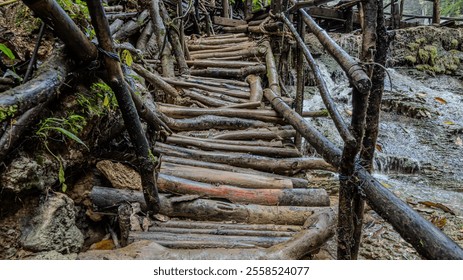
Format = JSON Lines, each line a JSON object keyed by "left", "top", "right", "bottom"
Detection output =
{"left": 23, "top": 21, "right": 46, "bottom": 83}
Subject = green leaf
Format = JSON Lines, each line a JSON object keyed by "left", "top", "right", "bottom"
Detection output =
{"left": 58, "top": 164, "right": 65, "bottom": 184}
{"left": 61, "top": 182, "right": 68, "bottom": 193}
{"left": 0, "top": 43, "right": 15, "bottom": 60}
{"left": 48, "top": 126, "right": 89, "bottom": 150}
{"left": 121, "top": 49, "right": 133, "bottom": 66}
{"left": 103, "top": 94, "right": 110, "bottom": 107}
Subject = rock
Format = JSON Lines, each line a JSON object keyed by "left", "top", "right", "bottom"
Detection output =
{"left": 21, "top": 193, "right": 84, "bottom": 254}
{"left": 96, "top": 160, "right": 142, "bottom": 190}
{"left": 1, "top": 155, "right": 58, "bottom": 193}
{"left": 26, "top": 250, "right": 77, "bottom": 260}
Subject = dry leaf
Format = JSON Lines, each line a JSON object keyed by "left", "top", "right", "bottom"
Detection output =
{"left": 455, "top": 137, "right": 462, "bottom": 146}
{"left": 345, "top": 109, "right": 352, "bottom": 116}
{"left": 419, "top": 201, "right": 455, "bottom": 215}
{"left": 430, "top": 216, "right": 447, "bottom": 229}
{"left": 434, "top": 97, "right": 448, "bottom": 104}
{"left": 89, "top": 239, "right": 115, "bottom": 250}
{"left": 375, "top": 144, "right": 383, "bottom": 153}
{"left": 443, "top": 121, "right": 455, "bottom": 125}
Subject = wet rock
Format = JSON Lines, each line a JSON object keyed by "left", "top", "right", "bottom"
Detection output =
{"left": 1, "top": 155, "right": 58, "bottom": 193}
{"left": 96, "top": 160, "right": 142, "bottom": 190}
{"left": 26, "top": 250, "right": 77, "bottom": 260}
{"left": 21, "top": 193, "right": 84, "bottom": 254}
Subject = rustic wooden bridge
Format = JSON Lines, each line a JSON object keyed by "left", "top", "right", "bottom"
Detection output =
{"left": 7, "top": 0, "right": 463, "bottom": 260}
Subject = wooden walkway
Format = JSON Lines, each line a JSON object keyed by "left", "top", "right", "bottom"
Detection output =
{"left": 137, "top": 33, "right": 334, "bottom": 256}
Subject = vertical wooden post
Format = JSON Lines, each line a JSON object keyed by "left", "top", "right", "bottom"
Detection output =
{"left": 295, "top": 13, "right": 305, "bottom": 150}
{"left": 245, "top": 0, "right": 253, "bottom": 19}
{"left": 344, "top": 6, "right": 354, "bottom": 33}
{"left": 433, "top": 0, "right": 441, "bottom": 24}
{"left": 87, "top": 0, "right": 161, "bottom": 215}
{"left": 222, "top": 0, "right": 230, "bottom": 18}
{"left": 337, "top": 0, "right": 377, "bottom": 260}
{"left": 177, "top": 0, "right": 185, "bottom": 53}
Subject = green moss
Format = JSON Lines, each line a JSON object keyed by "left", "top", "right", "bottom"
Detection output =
{"left": 418, "top": 48, "right": 429, "bottom": 64}
{"left": 415, "top": 38, "right": 427, "bottom": 45}
{"left": 407, "top": 42, "right": 419, "bottom": 52}
{"left": 424, "top": 45, "right": 438, "bottom": 66}
{"left": 450, "top": 39, "right": 459, "bottom": 50}
{"left": 0, "top": 105, "right": 18, "bottom": 122}
{"left": 405, "top": 55, "right": 417, "bottom": 64}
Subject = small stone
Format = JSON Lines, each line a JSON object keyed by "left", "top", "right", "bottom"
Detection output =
{"left": 96, "top": 160, "right": 142, "bottom": 190}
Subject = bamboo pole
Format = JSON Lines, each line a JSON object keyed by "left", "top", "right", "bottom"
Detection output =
{"left": 161, "top": 78, "right": 250, "bottom": 99}
{"left": 189, "top": 65, "right": 267, "bottom": 78}
{"left": 212, "top": 127, "right": 296, "bottom": 140}
{"left": 187, "top": 60, "right": 261, "bottom": 68}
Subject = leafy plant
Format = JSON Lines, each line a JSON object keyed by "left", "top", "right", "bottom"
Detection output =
{"left": 0, "top": 43, "right": 15, "bottom": 60}
{"left": 36, "top": 114, "right": 88, "bottom": 192}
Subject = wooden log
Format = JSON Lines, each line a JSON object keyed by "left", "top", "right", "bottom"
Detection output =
{"left": 295, "top": 13, "right": 305, "bottom": 150}
{"left": 293, "top": 1, "right": 371, "bottom": 94}
{"left": 163, "top": 115, "right": 270, "bottom": 131}
{"left": 22, "top": 0, "right": 98, "bottom": 63}
{"left": 161, "top": 78, "right": 250, "bottom": 99}
{"left": 432, "top": 0, "right": 440, "bottom": 24}
{"left": 139, "top": 240, "right": 258, "bottom": 249}
{"left": 157, "top": 174, "right": 329, "bottom": 206}
{"left": 157, "top": 105, "right": 280, "bottom": 121}
{"left": 189, "top": 88, "right": 248, "bottom": 104}
{"left": 287, "top": 0, "right": 336, "bottom": 13}
{"left": 222, "top": 0, "right": 230, "bottom": 18}
{"left": 113, "top": 10, "right": 149, "bottom": 41}
{"left": 87, "top": 0, "right": 160, "bottom": 214}
{"left": 182, "top": 89, "right": 234, "bottom": 107}
{"left": 0, "top": 49, "right": 71, "bottom": 120}
{"left": 186, "top": 60, "right": 261, "bottom": 68}
{"left": 147, "top": 226, "right": 295, "bottom": 238}
{"left": 223, "top": 102, "right": 261, "bottom": 109}
{"left": 90, "top": 186, "right": 329, "bottom": 225}
{"left": 78, "top": 208, "right": 336, "bottom": 260}
{"left": 106, "top": 12, "right": 138, "bottom": 21}
{"left": 152, "top": 220, "right": 302, "bottom": 232}
{"left": 129, "top": 231, "right": 289, "bottom": 248}
{"left": 150, "top": 0, "right": 175, "bottom": 77}
{"left": 180, "top": 74, "right": 250, "bottom": 87}
{"left": 170, "top": 134, "right": 285, "bottom": 147}
{"left": 279, "top": 13, "right": 355, "bottom": 146}
{"left": 212, "top": 16, "right": 247, "bottom": 26}
{"left": 187, "top": 42, "right": 253, "bottom": 52}
{"left": 132, "top": 63, "right": 180, "bottom": 98}
{"left": 109, "top": 18, "right": 124, "bottom": 35}
{"left": 190, "top": 47, "right": 266, "bottom": 60}
{"left": 302, "top": 110, "right": 330, "bottom": 117}
{"left": 159, "top": 1, "right": 189, "bottom": 75}
{"left": 161, "top": 156, "right": 309, "bottom": 188}
{"left": 136, "top": 22, "right": 153, "bottom": 52}
{"left": 165, "top": 135, "right": 300, "bottom": 157}
{"left": 160, "top": 162, "right": 295, "bottom": 189}
{"left": 155, "top": 142, "right": 335, "bottom": 174}
{"left": 0, "top": 103, "right": 47, "bottom": 160}
{"left": 262, "top": 41, "right": 281, "bottom": 95}
{"left": 246, "top": 75, "right": 263, "bottom": 102}
{"left": 178, "top": 77, "right": 250, "bottom": 92}
{"left": 212, "top": 127, "right": 296, "bottom": 140}
{"left": 189, "top": 37, "right": 249, "bottom": 46}
{"left": 264, "top": 89, "right": 342, "bottom": 165}
{"left": 189, "top": 65, "right": 267, "bottom": 78}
